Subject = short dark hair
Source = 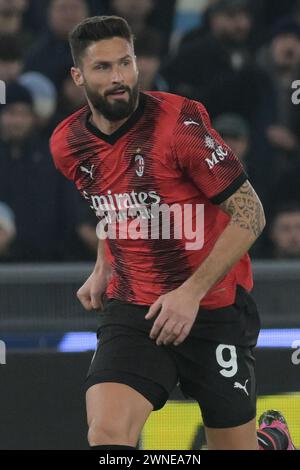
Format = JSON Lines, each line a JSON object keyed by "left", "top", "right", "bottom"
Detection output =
{"left": 69, "top": 15, "right": 134, "bottom": 66}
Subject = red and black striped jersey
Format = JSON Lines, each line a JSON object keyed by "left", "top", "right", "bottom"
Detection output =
{"left": 50, "top": 91, "right": 253, "bottom": 309}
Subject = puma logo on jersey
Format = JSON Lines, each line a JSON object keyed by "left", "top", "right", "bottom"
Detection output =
{"left": 80, "top": 164, "right": 95, "bottom": 180}
{"left": 234, "top": 379, "right": 249, "bottom": 396}
{"left": 184, "top": 119, "right": 200, "bottom": 126}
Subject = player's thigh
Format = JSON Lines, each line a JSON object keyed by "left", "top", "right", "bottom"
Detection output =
{"left": 205, "top": 418, "right": 258, "bottom": 450}
{"left": 86, "top": 382, "right": 153, "bottom": 442}
{"left": 178, "top": 341, "right": 257, "bottom": 431}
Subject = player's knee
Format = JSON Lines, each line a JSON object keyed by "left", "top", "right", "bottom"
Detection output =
{"left": 87, "top": 418, "right": 137, "bottom": 446}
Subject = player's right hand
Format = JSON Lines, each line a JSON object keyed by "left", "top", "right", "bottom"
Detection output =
{"left": 77, "top": 267, "right": 113, "bottom": 311}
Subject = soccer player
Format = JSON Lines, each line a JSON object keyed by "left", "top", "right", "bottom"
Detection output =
{"left": 50, "top": 16, "right": 291, "bottom": 450}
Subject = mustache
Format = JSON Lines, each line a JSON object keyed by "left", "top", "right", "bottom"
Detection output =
{"left": 105, "top": 86, "right": 130, "bottom": 96}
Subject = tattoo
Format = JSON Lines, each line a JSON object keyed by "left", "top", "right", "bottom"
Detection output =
{"left": 219, "top": 181, "right": 265, "bottom": 238}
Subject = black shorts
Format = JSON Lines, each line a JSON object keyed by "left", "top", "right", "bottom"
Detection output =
{"left": 84, "top": 285, "right": 260, "bottom": 428}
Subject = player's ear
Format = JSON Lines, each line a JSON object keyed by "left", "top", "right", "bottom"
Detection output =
{"left": 71, "top": 67, "right": 84, "bottom": 87}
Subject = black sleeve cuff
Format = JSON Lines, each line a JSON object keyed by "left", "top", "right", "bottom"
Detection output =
{"left": 210, "top": 171, "right": 248, "bottom": 205}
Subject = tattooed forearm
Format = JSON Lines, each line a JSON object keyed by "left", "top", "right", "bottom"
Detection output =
{"left": 219, "top": 181, "right": 266, "bottom": 238}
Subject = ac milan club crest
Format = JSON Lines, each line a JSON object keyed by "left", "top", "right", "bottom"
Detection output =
{"left": 134, "top": 148, "right": 145, "bottom": 177}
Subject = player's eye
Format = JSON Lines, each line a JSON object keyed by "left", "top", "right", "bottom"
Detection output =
{"left": 121, "top": 60, "right": 131, "bottom": 67}
{"left": 94, "top": 63, "right": 110, "bottom": 70}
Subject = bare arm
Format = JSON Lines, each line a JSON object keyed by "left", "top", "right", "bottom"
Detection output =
{"left": 146, "top": 181, "right": 266, "bottom": 346}
{"left": 94, "top": 238, "right": 110, "bottom": 272}
{"left": 182, "top": 180, "right": 266, "bottom": 299}
{"left": 77, "top": 239, "right": 112, "bottom": 311}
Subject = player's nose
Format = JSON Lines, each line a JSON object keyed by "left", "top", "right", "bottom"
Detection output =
{"left": 111, "top": 65, "right": 124, "bottom": 84}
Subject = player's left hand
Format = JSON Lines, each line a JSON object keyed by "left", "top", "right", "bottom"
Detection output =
{"left": 145, "top": 287, "right": 201, "bottom": 346}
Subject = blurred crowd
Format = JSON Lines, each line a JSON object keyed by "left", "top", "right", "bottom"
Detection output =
{"left": 1, "top": 0, "right": 300, "bottom": 262}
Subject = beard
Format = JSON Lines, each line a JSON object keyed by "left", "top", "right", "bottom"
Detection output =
{"left": 85, "top": 81, "right": 139, "bottom": 122}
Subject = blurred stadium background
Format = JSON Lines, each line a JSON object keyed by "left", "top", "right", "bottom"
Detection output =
{"left": 0, "top": 0, "right": 300, "bottom": 449}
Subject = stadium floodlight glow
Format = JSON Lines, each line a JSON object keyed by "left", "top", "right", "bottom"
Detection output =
{"left": 59, "top": 332, "right": 96, "bottom": 352}
{"left": 58, "top": 329, "right": 300, "bottom": 352}
{"left": 257, "top": 329, "right": 300, "bottom": 348}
